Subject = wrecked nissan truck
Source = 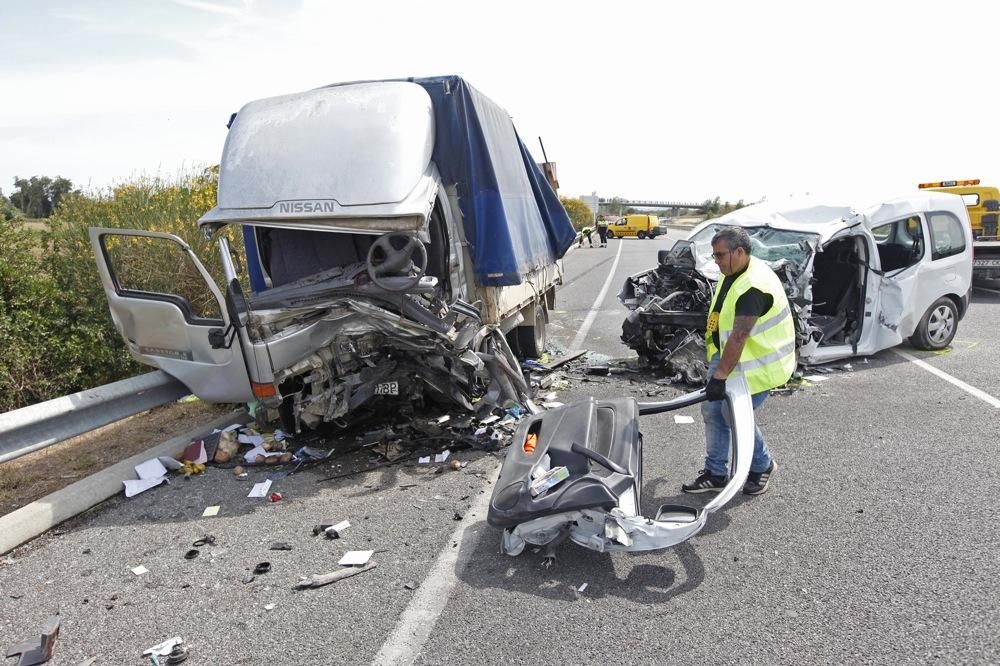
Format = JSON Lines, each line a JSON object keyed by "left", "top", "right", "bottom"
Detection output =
{"left": 620, "top": 192, "right": 973, "bottom": 382}
{"left": 89, "top": 76, "right": 576, "bottom": 431}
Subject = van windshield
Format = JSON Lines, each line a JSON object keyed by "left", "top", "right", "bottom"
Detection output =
{"left": 689, "top": 224, "right": 818, "bottom": 272}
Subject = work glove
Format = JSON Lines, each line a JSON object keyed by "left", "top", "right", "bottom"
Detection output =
{"left": 706, "top": 376, "right": 726, "bottom": 402}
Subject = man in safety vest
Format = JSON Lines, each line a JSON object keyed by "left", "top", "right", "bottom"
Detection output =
{"left": 682, "top": 226, "right": 795, "bottom": 496}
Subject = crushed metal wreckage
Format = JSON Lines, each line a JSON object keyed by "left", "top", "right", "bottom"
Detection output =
{"left": 620, "top": 195, "right": 975, "bottom": 384}
{"left": 619, "top": 241, "right": 811, "bottom": 385}
{"left": 247, "top": 270, "right": 531, "bottom": 432}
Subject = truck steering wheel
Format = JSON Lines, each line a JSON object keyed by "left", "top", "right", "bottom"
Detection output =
{"left": 366, "top": 232, "right": 428, "bottom": 291}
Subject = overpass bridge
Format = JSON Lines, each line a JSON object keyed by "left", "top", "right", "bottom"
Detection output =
{"left": 597, "top": 198, "right": 711, "bottom": 216}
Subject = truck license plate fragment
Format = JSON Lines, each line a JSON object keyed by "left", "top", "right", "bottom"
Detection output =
{"left": 375, "top": 381, "right": 399, "bottom": 396}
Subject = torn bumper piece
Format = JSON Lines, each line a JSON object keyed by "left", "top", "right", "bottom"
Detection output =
{"left": 488, "top": 377, "right": 755, "bottom": 555}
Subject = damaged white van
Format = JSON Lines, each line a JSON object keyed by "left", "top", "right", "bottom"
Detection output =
{"left": 90, "top": 77, "right": 576, "bottom": 431}
{"left": 620, "top": 192, "right": 974, "bottom": 382}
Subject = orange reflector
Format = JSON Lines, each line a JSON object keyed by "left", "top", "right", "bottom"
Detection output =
{"left": 251, "top": 382, "right": 277, "bottom": 398}
{"left": 523, "top": 433, "right": 538, "bottom": 455}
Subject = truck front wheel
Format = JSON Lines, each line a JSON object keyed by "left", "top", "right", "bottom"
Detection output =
{"left": 637, "top": 231, "right": 647, "bottom": 239}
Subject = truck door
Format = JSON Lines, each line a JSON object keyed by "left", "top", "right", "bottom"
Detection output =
{"left": 89, "top": 227, "right": 254, "bottom": 403}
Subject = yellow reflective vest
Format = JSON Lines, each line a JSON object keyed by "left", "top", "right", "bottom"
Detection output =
{"left": 705, "top": 257, "right": 796, "bottom": 394}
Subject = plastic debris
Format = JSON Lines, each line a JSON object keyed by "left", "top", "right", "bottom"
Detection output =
{"left": 268, "top": 492, "right": 283, "bottom": 503}
{"left": 673, "top": 415, "right": 695, "bottom": 424}
{"left": 201, "top": 506, "right": 220, "bottom": 517}
{"left": 131, "top": 565, "right": 149, "bottom": 576}
{"left": 4, "top": 615, "right": 59, "bottom": 666}
{"left": 142, "top": 637, "right": 182, "bottom": 658}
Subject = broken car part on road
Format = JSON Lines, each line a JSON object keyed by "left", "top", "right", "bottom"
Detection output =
{"left": 620, "top": 193, "right": 973, "bottom": 383}
{"left": 488, "top": 377, "right": 755, "bottom": 556}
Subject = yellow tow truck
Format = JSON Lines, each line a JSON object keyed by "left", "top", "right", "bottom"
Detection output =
{"left": 919, "top": 179, "right": 1000, "bottom": 279}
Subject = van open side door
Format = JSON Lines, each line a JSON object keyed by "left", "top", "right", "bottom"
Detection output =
{"left": 89, "top": 227, "right": 254, "bottom": 403}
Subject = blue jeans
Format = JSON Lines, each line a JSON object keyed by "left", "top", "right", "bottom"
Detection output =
{"left": 702, "top": 356, "right": 773, "bottom": 477}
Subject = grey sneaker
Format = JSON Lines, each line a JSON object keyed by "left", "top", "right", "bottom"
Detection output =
{"left": 743, "top": 461, "right": 777, "bottom": 496}
{"left": 682, "top": 470, "right": 728, "bottom": 494}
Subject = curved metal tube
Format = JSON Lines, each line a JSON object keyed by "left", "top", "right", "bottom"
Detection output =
{"left": 637, "top": 387, "right": 708, "bottom": 414}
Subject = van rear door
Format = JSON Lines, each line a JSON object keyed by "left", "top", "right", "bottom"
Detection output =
{"left": 89, "top": 227, "right": 254, "bottom": 403}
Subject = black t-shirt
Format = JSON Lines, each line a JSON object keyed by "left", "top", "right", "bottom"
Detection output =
{"left": 710, "top": 265, "right": 774, "bottom": 351}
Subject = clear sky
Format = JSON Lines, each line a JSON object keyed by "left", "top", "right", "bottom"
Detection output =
{"left": 2, "top": 0, "right": 997, "bottom": 206}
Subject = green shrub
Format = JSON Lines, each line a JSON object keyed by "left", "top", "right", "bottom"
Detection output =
{"left": 0, "top": 168, "right": 240, "bottom": 411}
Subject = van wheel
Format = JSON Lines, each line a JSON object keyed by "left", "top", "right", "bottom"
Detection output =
{"left": 909, "top": 297, "right": 958, "bottom": 350}
{"left": 516, "top": 306, "right": 548, "bottom": 359}
{"left": 606, "top": 230, "right": 615, "bottom": 239}
{"left": 637, "top": 231, "right": 647, "bottom": 239}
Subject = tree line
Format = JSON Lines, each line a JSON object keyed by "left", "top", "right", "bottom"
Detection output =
{"left": 2, "top": 175, "right": 77, "bottom": 220}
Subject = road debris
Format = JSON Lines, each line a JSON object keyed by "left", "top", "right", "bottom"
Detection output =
{"left": 673, "top": 415, "right": 695, "bottom": 424}
{"left": 183, "top": 549, "right": 199, "bottom": 560}
{"left": 5, "top": 615, "right": 59, "bottom": 666}
{"left": 201, "top": 506, "right": 220, "bottom": 517}
{"left": 295, "top": 562, "right": 377, "bottom": 589}
{"left": 123, "top": 458, "right": 172, "bottom": 498}
{"left": 192, "top": 535, "right": 215, "bottom": 547}
{"left": 142, "top": 637, "right": 182, "bottom": 658}
{"left": 268, "top": 492, "right": 283, "bottom": 503}
{"left": 338, "top": 550, "right": 374, "bottom": 567}
{"left": 247, "top": 480, "right": 272, "bottom": 498}
{"left": 269, "top": 542, "right": 293, "bottom": 551}
{"left": 324, "top": 520, "right": 351, "bottom": 539}
{"left": 131, "top": 565, "right": 149, "bottom": 576}
{"left": 253, "top": 562, "right": 271, "bottom": 575}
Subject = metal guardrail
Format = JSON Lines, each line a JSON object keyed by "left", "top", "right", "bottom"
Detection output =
{"left": 0, "top": 371, "right": 189, "bottom": 464}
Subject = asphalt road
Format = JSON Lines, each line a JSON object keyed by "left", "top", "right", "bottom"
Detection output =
{"left": 2, "top": 232, "right": 998, "bottom": 665}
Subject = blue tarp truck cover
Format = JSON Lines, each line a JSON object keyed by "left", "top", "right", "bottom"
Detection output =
{"left": 239, "top": 76, "right": 575, "bottom": 290}
{"left": 413, "top": 75, "right": 575, "bottom": 286}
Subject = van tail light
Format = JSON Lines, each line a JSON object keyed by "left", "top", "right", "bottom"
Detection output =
{"left": 252, "top": 382, "right": 277, "bottom": 399}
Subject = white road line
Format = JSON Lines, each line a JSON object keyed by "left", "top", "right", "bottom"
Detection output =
{"left": 372, "top": 471, "right": 497, "bottom": 666}
{"left": 892, "top": 349, "right": 1000, "bottom": 408}
{"left": 570, "top": 239, "right": 624, "bottom": 350}
{"left": 972, "top": 285, "right": 1000, "bottom": 295}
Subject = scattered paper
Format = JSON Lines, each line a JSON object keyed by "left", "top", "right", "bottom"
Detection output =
{"left": 131, "top": 565, "right": 149, "bottom": 576}
{"left": 248, "top": 479, "right": 273, "bottom": 498}
{"left": 674, "top": 415, "right": 695, "bottom": 424}
{"left": 803, "top": 375, "right": 829, "bottom": 382}
{"left": 578, "top": 582, "right": 589, "bottom": 593}
{"left": 433, "top": 416, "right": 450, "bottom": 425}
{"left": 264, "top": 603, "right": 275, "bottom": 611}
{"left": 434, "top": 450, "right": 451, "bottom": 463}
{"left": 542, "top": 401, "right": 565, "bottom": 409}
{"left": 202, "top": 505, "right": 220, "bottom": 517}
{"left": 480, "top": 414, "right": 500, "bottom": 425}
{"left": 244, "top": 445, "right": 282, "bottom": 464}
{"left": 143, "top": 637, "right": 183, "bottom": 657}
{"left": 473, "top": 427, "right": 488, "bottom": 436}
{"left": 541, "top": 392, "right": 558, "bottom": 402}
{"left": 123, "top": 477, "right": 168, "bottom": 498}
{"left": 135, "top": 458, "right": 168, "bottom": 480}
{"left": 418, "top": 456, "right": 431, "bottom": 464}
{"left": 157, "top": 456, "right": 182, "bottom": 471}
{"left": 338, "top": 550, "right": 374, "bottom": 567}
{"left": 222, "top": 423, "right": 241, "bottom": 432}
